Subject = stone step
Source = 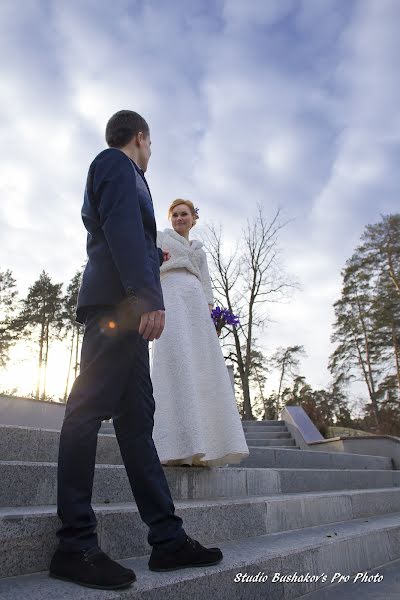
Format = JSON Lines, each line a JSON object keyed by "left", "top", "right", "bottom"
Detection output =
{"left": 2, "top": 488, "right": 400, "bottom": 579}
{"left": 242, "top": 425, "right": 289, "bottom": 433}
{"left": 0, "top": 425, "right": 132, "bottom": 465}
{"left": 244, "top": 429, "right": 291, "bottom": 437}
{"left": 244, "top": 431, "right": 292, "bottom": 439}
{"left": 247, "top": 438, "right": 297, "bottom": 447}
{"left": 241, "top": 419, "right": 286, "bottom": 426}
{"left": 298, "top": 556, "right": 400, "bottom": 599}
{"left": 2, "top": 462, "right": 400, "bottom": 507}
{"left": 1, "top": 513, "right": 400, "bottom": 599}
{"left": 234, "top": 446, "right": 393, "bottom": 471}
{"left": 0, "top": 425, "right": 298, "bottom": 463}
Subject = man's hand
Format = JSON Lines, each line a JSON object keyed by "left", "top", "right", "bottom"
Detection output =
{"left": 139, "top": 309, "right": 165, "bottom": 341}
{"left": 163, "top": 249, "right": 171, "bottom": 262}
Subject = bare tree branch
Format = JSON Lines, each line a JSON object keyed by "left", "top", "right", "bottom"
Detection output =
{"left": 201, "top": 204, "right": 297, "bottom": 419}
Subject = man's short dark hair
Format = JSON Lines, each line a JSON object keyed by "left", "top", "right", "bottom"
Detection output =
{"left": 105, "top": 110, "right": 149, "bottom": 148}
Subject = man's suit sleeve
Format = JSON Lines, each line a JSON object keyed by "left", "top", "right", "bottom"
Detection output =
{"left": 158, "top": 247, "right": 164, "bottom": 266}
{"left": 93, "top": 152, "right": 164, "bottom": 313}
{"left": 156, "top": 231, "right": 164, "bottom": 266}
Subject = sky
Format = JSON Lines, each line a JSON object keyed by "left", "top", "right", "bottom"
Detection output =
{"left": 1, "top": 0, "right": 399, "bottom": 404}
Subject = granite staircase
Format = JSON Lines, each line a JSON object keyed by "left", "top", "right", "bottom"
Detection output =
{"left": 0, "top": 422, "right": 400, "bottom": 599}
{"left": 242, "top": 419, "right": 299, "bottom": 448}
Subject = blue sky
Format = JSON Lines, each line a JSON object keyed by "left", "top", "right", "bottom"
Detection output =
{"left": 1, "top": 0, "right": 399, "bottom": 401}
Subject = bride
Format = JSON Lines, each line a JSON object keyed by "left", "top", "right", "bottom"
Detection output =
{"left": 150, "top": 198, "right": 249, "bottom": 467}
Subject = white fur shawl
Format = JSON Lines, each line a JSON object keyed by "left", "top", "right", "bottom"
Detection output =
{"left": 156, "top": 228, "right": 214, "bottom": 306}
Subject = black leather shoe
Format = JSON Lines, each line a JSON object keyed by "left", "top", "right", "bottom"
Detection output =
{"left": 148, "top": 535, "right": 223, "bottom": 572}
{"left": 49, "top": 546, "right": 136, "bottom": 590}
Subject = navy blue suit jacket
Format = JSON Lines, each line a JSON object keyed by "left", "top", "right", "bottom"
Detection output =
{"left": 76, "top": 148, "right": 164, "bottom": 324}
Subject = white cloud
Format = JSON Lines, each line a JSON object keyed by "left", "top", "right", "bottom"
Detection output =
{"left": 309, "top": 0, "right": 400, "bottom": 253}
{"left": 222, "top": 0, "right": 294, "bottom": 31}
{"left": 0, "top": 0, "right": 399, "bottom": 402}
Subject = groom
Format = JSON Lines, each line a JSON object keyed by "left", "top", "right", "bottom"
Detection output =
{"left": 49, "top": 110, "right": 223, "bottom": 590}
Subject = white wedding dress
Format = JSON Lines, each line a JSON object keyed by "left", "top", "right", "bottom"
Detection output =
{"left": 150, "top": 228, "right": 249, "bottom": 467}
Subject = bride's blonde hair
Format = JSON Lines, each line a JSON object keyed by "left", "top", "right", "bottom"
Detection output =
{"left": 168, "top": 199, "right": 199, "bottom": 228}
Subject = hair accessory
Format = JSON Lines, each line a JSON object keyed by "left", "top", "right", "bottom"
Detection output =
{"left": 194, "top": 207, "right": 199, "bottom": 217}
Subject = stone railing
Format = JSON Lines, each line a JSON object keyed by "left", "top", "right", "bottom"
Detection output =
{"left": 280, "top": 405, "right": 400, "bottom": 468}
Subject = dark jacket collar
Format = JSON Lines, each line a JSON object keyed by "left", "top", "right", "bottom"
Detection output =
{"left": 128, "top": 157, "right": 144, "bottom": 177}
{"left": 126, "top": 157, "right": 153, "bottom": 204}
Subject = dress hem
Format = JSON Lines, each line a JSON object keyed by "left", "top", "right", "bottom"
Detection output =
{"left": 160, "top": 451, "right": 249, "bottom": 468}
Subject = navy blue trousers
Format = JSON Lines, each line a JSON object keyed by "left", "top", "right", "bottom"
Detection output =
{"left": 56, "top": 306, "right": 186, "bottom": 552}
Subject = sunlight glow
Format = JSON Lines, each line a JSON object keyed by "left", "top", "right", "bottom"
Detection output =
{"left": 1, "top": 341, "right": 73, "bottom": 401}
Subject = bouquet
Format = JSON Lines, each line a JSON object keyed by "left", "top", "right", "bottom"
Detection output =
{"left": 210, "top": 306, "right": 240, "bottom": 337}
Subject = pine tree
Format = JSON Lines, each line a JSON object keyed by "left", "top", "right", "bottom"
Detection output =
{"left": 61, "top": 269, "right": 84, "bottom": 402}
{"left": 0, "top": 269, "right": 19, "bottom": 369}
{"left": 359, "top": 214, "right": 400, "bottom": 297}
{"left": 270, "top": 345, "right": 305, "bottom": 412}
{"left": 15, "top": 271, "right": 64, "bottom": 400}
{"left": 360, "top": 216, "right": 400, "bottom": 401}
{"left": 329, "top": 214, "right": 400, "bottom": 431}
{"left": 330, "top": 254, "right": 381, "bottom": 428}
{"left": 371, "top": 271, "right": 400, "bottom": 400}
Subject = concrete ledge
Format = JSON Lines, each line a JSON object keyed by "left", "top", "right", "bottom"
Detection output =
{"left": 280, "top": 406, "right": 400, "bottom": 469}
{"left": 235, "top": 446, "right": 392, "bottom": 470}
{"left": 308, "top": 436, "right": 400, "bottom": 470}
{"left": 0, "top": 395, "right": 66, "bottom": 429}
{"left": 0, "top": 395, "right": 114, "bottom": 432}
{"left": 0, "top": 425, "right": 124, "bottom": 465}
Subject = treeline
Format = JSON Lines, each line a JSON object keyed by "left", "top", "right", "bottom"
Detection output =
{"left": 0, "top": 269, "right": 84, "bottom": 401}
{"left": 235, "top": 214, "right": 400, "bottom": 436}
{"left": 237, "top": 345, "right": 354, "bottom": 435}
{"left": 1, "top": 213, "right": 399, "bottom": 436}
{"left": 329, "top": 214, "right": 400, "bottom": 434}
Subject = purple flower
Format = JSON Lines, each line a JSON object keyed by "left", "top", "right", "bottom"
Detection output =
{"left": 211, "top": 306, "right": 240, "bottom": 333}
